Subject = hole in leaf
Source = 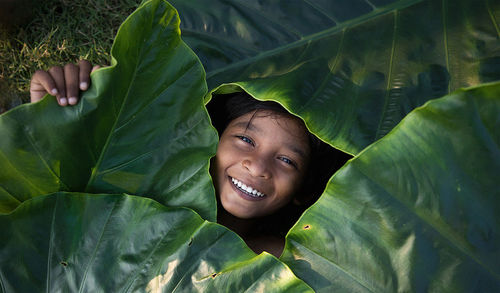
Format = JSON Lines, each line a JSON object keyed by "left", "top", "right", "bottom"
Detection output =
{"left": 206, "top": 92, "right": 352, "bottom": 247}
{"left": 60, "top": 261, "right": 68, "bottom": 267}
{"left": 211, "top": 273, "right": 218, "bottom": 278}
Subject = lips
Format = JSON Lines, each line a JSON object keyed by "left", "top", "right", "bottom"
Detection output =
{"left": 230, "top": 177, "right": 266, "bottom": 200}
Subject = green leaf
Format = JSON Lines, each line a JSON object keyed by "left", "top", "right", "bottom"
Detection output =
{"left": 0, "top": 192, "right": 312, "bottom": 292}
{"left": 0, "top": 0, "right": 218, "bottom": 220}
{"left": 172, "top": 0, "right": 500, "bottom": 154}
{"left": 280, "top": 81, "right": 500, "bottom": 292}
{"left": 1, "top": 0, "right": 499, "bottom": 291}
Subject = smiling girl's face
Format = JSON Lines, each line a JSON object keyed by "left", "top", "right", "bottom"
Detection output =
{"left": 212, "top": 110, "right": 311, "bottom": 219}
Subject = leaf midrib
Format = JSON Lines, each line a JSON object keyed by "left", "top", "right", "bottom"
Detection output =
{"left": 84, "top": 62, "right": 140, "bottom": 192}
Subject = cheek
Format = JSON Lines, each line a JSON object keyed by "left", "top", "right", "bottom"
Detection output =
{"left": 212, "top": 143, "right": 235, "bottom": 190}
{"left": 274, "top": 174, "right": 303, "bottom": 204}
{"left": 277, "top": 169, "right": 304, "bottom": 196}
{"left": 213, "top": 156, "right": 226, "bottom": 191}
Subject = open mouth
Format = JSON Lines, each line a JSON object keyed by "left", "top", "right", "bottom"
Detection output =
{"left": 230, "top": 177, "right": 266, "bottom": 198}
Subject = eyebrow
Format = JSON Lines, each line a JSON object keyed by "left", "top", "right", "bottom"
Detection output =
{"left": 231, "top": 121, "right": 309, "bottom": 161}
{"left": 288, "top": 145, "right": 309, "bottom": 161}
{"left": 232, "top": 121, "right": 260, "bottom": 132}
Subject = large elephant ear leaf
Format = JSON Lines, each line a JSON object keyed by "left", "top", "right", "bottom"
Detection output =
{"left": 0, "top": 0, "right": 219, "bottom": 220}
{"left": 280, "top": 81, "right": 500, "bottom": 292}
{"left": 172, "top": 0, "right": 500, "bottom": 154}
{"left": 0, "top": 192, "right": 313, "bottom": 292}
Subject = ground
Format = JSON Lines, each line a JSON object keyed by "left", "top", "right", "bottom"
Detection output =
{"left": 0, "top": 0, "right": 141, "bottom": 113}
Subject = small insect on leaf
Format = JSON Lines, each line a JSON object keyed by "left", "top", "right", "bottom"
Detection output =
{"left": 303, "top": 225, "right": 311, "bottom": 230}
{"left": 60, "top": 261, "right": 68, "bottom": 267}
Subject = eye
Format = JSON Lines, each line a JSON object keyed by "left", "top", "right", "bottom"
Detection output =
{"left": 278, "top": 156, "right": 297, "bottom": 169}
{"left": 236, "top": 135, "right": 254, "bottom": 146}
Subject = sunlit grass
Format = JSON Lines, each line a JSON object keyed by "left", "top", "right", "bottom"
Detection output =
{"left": 0, "top": 0, "right": 142, "bottom": 112}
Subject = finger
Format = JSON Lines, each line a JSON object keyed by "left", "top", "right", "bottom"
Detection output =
{"left": 30, "top": 70, "right": 58, "bottom": 103}
{"left": 91, "top": 65, "right": 101, "bottom": 73}
{"left": 64, "top": 63, "right": 79, "bottom": 105}
{"left": 48, "top": 66, "right": 67, "bottom": 106}
{"left": 78, "top": 59, "right": 92, "bottom": 91}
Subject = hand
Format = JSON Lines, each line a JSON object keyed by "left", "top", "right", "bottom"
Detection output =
{"left": 30, "top": 60, "right": 101, "bottom": 106}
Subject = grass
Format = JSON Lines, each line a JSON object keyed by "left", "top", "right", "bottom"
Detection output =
{"left": 0, "top": 0, "right": 143, "bottom": 113}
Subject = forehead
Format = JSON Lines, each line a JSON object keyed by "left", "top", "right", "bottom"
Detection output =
{"left": 227, "top": 110, "right": 310, "bottom": 154}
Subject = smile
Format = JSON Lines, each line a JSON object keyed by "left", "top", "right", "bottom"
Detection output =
{"left": 231, "top": 177, "right": 266, "bottom": 198}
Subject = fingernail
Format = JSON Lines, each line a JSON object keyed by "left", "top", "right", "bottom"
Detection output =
{"left": 51, "top": 88, "right": 58, "bottom": 95}
{"left": 80, "top": 82, "right": 88, "bottom": 90}
{"left": 68, "top": 97, "right": 78, "bottom": 105}
{"left": 59, "top": 97, "right": 68, "bottom": 106}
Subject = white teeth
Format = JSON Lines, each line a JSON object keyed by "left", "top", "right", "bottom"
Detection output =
{"left": 231, "top": 177, "right": 265, "bottom": 197}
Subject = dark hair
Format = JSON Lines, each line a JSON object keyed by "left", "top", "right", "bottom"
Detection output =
{"left": 207, "top": 91, "right": 351, "bottom": 236}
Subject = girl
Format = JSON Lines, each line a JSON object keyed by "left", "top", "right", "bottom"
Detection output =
{"left": 30, "top": 61, "right": 348, "bottom": 257}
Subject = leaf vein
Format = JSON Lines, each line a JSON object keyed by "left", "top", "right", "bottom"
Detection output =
{"left": 0, "top": 185, "right": 22, "bottom": 205}
{"left": 296, "top": 28, "right": 346, "bottom": 114}
{"left": 0, "top": 271, "right": 6, "bottom": 293}
{"left": 164, "top": 162, "right": 208, "bottom": 195}
{"left": 171, "top": 224, "right": 229, "bottom": 292}
{"left": 288, "top": 239, "right": 376, "bottom": 292}
{"left": 442, "top": 0, "right": 451, "bottom": 94}
{"left": 364, "top": 0, "right": 377, "bottom": 10}
{"left": 122, "top": 212, "right": 194, "bottom": 292}
{"left": 302, "top": 0, "right": 339, "bottom": 23}
{"left": 486, "top": 0, "right": 500, "bottom": 36}
{"left": 84, "top": 54, "right": 142, "bottom": 191}
{"left": 232, "top": 0, "right": 303, "bottom": 38}
{"left": 357, "top": 165, "right": 500, "bottom": 281}
{"left": 375, "top": 10, "right": 399, "bottom": 140}
{"left": 46, "top": 194, "right": 59, "bottom": 293}
{"left": 181, "top": 29, "right": 261, "bottom": 54}
{"left": 206, "top": 0, "right": 423, "bottom": 79}
{"left": 0, "top": 148, "right": 45, "bottom": 196}
{"left": 77, "top": 199, "right": 118, "bottom": 293}
{"left": 113, "top": 58, "right": 201, "bottom": 133}
{"left": 97, "top": 117, "right": 204, "bottom": 176}
{"left": 22, "top": 126, "right": 70, "bottom": 190}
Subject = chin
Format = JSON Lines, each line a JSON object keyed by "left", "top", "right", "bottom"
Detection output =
{"left": 223, "top": 203, "right": 254, "bottom": 219}
{"left": 220, "top": 196, "right": 259, "bottom": 219}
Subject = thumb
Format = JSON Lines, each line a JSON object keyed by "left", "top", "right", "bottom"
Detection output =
{"left": 30, "top": 70, "right": 58, "bottom": 103}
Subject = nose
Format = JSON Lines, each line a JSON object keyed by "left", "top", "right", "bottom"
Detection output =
{"left": 242, "top": 156, "right": 271, "bottom": 179}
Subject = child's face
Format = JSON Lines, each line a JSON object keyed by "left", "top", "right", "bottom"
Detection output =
{"left": 213, "top": 110, "right": 310, "bottom": 219}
